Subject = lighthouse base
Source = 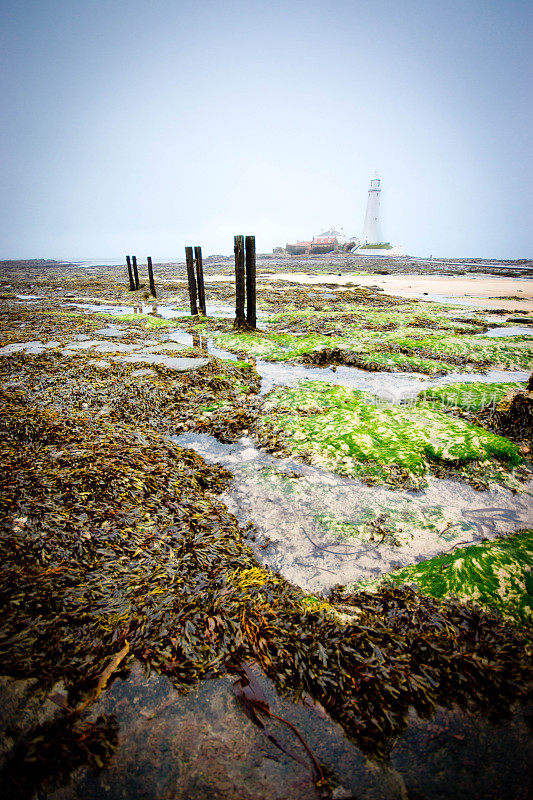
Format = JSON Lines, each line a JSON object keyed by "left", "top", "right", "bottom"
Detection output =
{"left": 353, "top": 244, "right": 404, "bottom": 256}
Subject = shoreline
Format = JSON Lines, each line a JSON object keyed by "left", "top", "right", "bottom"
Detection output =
{"left": 266, "top": 272, "right": 533, "bottom": 311}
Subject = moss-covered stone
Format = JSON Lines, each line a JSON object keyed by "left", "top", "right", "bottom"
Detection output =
{"left": 262, "top": 382, "right": 524, "bottom": 488}
{"left": 418, "top": 381, "right": 525, "bottom": 411}
{"left": 349, "top": 530, "right": 533, "bottom": 626}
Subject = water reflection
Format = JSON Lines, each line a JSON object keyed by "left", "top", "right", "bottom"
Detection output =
{"left": 172, "top": 433, "right": 533, "bottom": 594}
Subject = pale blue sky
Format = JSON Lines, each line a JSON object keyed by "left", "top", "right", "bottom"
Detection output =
{"left": 1, "top": 0, "right": 532, "bottom": 259}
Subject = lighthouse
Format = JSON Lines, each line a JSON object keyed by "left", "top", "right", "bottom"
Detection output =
{"left": 362, "top": 176, "right": 381, "bottom": 244}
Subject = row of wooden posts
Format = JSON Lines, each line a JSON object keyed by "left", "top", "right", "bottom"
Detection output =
{"left": 126, "top": 255, "right": 156, "bottom": 298}
{"left": 125, "top": 235, "right": 257, "bottom": 329}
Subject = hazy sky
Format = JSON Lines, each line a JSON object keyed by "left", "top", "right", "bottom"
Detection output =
{"left": 1, "top": 0, "right": 532, "bottom": 260}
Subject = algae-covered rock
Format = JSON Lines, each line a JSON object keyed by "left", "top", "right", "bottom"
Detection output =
{"left": 419, "top": 381, "right": 525, "bottom": 412}
{"left": 349, "top": 530, "right": 533, "bottom": 626}
{"left": 492, "top": 388, "right": 533, "bottom": 443}
{"left": 263, "top": 381, "right": 524, "bottom": 488}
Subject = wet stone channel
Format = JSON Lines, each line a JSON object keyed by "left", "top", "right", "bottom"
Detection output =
{"left": 172, "top": 432, "right": 533, "bottom": 594}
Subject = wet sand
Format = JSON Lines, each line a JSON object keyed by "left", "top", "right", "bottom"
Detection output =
{"left": 267, "top": 273, "right": 533, "bottom": 311}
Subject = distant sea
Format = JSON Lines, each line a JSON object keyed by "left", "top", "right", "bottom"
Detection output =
{"left": 63, "top": 256, "right": 532, "bottom": 271}
{"left": 69, "top": 259, "right": 134, "bottom": 268}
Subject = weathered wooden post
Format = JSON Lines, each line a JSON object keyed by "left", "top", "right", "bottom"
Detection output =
{"left": 126, "top": 255, "right": 135, "bottom": 291}
{"left": 147, "top": 256, "right": 157, "bottom": 298}
{"left": 245, "top": 235, "right": 256, "bottom": 329}
{"left": 185, "top": 246, "right": 198, "bottom": 316}
{"left": 234, "top": 235, "right": 246, "bottom": 328}
{"left": 194, "top": 246, "right": 206, "bottom": 315}
{"left": 132, "top": 256, "right": 140, "bottom": 290}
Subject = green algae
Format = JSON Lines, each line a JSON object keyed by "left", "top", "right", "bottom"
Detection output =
{"left": 262, "top": 382, "right": 523, "bottom": 488}
{"left": 349, "top": 530, "right": 533, "bottom": 626}
{"left": 419, "top": 381, "right": 525, "bottom": 412}
{"left": 213, "top": 330, "right": 473, "bottom": 375}
{"left": 96, "top": 312, "right": 176, "bottom": 327}
{"left": 314, "top": 505, "right": 474, "bottom": 547}
{"left": 215, "top": 295, "right": 531, "bottom": 373}
{"left": 215, "top": 323, "right": 531, "bottom": 374}
{"left": 315, "top": 512, "right": 406, "bottom": 546}
{"left": 399, "top": 333, "right": 532, "bottom": 371}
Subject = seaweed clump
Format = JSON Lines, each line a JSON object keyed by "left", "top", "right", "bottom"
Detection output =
{"left": 484, "top": 386, "right": 533, "bottom": 446}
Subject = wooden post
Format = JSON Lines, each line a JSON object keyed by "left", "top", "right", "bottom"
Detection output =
{"left": 234, "top": 235, "right": 246, "bottom": 328}
{"left": 132, "top": 256, "right": 140, "bottom": 290}
{"left": 147, "top": 256, "right": 157, "bottom": 298}
{"left": 185, "top": 246, "right": 198, "bottom": 316}
{"left": 194, "top": 246, "right": 206, "bottom": 315}
{"left": 126, "top": 255, "right": 135, "bottom": 291}
{"left": 245, "top": 235, "right": 256, "bottom": 329}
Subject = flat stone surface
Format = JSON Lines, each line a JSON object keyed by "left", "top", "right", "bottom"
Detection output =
{"left": 138, "top": 343, "right": 189, "bottom": 353}
{"left": 93, "top": 342, "right": 139, "bottom": 354}
{"left": 130, "top": 368, "right": 158, "bottom": 378}
{"left": 120, "top": 354, "right": 209, "bottom": 371}
{"left": 93, "top": 328, "right": 130, "bottom": 337}
{"left": 0, "top": 341, "right": 44, "bottom": 355}
{"left": 2, "top": 663, "right": 530, "bottom": 800}
{"left": 137, "top": 344, "right": 165, "bottom": 353}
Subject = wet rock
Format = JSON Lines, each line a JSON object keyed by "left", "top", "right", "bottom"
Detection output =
{"left": 0, "top": 341, "right": 44, "bottom": 355}
{"left": 119, "top": 354, "right": 210, "bottom": 371}
{"left": 93, "top": 328, "right": 129, "bottom": 338}
{"left": 93, "top": 342, "right": 139, "bottom": 354}
{"left": 493, "top": 388, "right": 533, "bottom": 442}
{"left": 130, "top": 368, "right": 158, "bottom": 378}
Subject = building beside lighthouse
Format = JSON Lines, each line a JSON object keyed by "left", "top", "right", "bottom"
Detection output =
{"left": 282, "top": 175, "right": 403, "bottom": 256}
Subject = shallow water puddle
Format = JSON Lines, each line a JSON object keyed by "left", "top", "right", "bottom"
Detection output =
{"left": 165, "top": 329, "right": 239, "bottom": 360}
{"left": 172, "top": 433, "right": 533, "bottom": 594}
{"left": 68, "top": 300, "right": 270, "bottom": 320}
{"left": 165, "top": 331, "right": 530, "bottom": 401}
{"left": 480, "top": 326, "right": 533, "bottom": 337}
{"left": 254, "top": 362, "right": 530, "bottom": 399}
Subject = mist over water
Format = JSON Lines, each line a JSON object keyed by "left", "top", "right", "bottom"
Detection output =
{"left": 1, "top": 2, "right": 532, "bottom": 260}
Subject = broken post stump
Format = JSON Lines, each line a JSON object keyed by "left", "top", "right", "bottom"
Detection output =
{"left": 245, "top": 235, "right": 257, "bottom": 329}
{"left": 194, "top": 246, "right": 206, "bottom": 315}
{"left": 234, "top": 235, "right": 246, "bottom": 328}
{"left": 132, "top": 256, "right": 140, "bottom": 290}
{"left": 126, "top": 255, "right": 135, "bottom": 291}
{"left": 185, "top": 246, "right": 198, "bottom": 316}
{"left": 147, "top": 256, "right": 157, "bottom": 298}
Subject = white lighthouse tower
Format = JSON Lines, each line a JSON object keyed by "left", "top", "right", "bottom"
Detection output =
{"left": 362, "top": 175, "right": 381, "bottom": 244}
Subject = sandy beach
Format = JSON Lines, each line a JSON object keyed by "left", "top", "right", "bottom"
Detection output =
{"left": 267, "top": 273, "right": 533, "bottom": 311}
